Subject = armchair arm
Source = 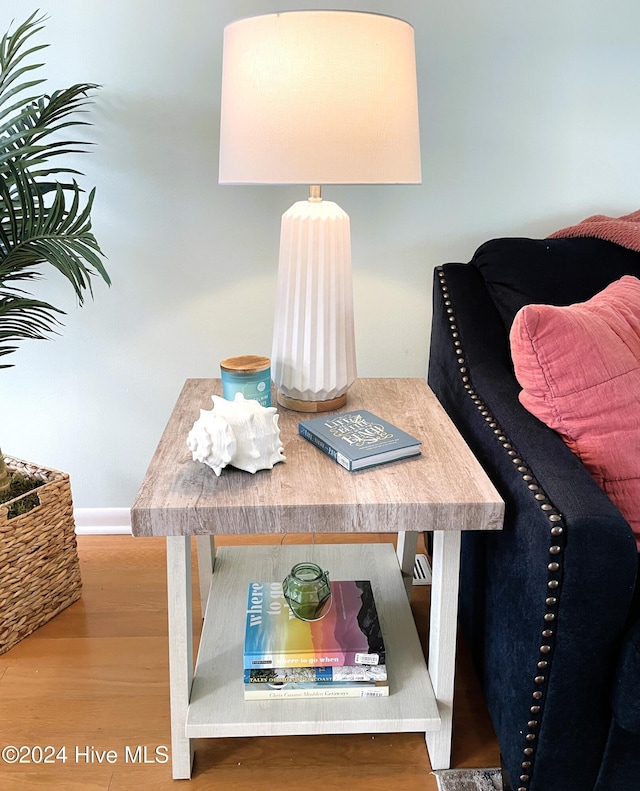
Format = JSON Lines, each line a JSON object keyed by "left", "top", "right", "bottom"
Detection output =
{"left": 428, "top": 263, "right": 638, "bottom": 791}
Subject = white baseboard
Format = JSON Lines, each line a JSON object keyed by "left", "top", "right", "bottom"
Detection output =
{"left": 74, "top": 507, "right": 132, "bottom": 535}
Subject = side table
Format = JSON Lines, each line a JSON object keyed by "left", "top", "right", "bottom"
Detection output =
{"left": 131, "top": 378, "right": 504, "bottom": 779}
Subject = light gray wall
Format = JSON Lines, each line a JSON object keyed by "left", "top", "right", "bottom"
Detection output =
{"left": 3, "top": 0, "right": 640, "bottom": 508}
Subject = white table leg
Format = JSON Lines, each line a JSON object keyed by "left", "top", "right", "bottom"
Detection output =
{"left": 196, "top": 535, "right": 216, "bottom": 619}
{"left": 425, "top": 530, "right": 462, "bottom": 771}
{"left": 166, "top": 536, "right": 194, "bottom": 779}
{"left": 396, "top": 530, "right": 418, "bottom": 599}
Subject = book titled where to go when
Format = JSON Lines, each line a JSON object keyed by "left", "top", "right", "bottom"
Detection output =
{"left": 244, "top": 580, "right": 385, "bottom": 670}
{"left": 298, "top": 409, "right": 421, "bottom": 471}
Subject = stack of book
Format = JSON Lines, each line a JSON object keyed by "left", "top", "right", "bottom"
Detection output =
{"left": 243, "top": 579, "right": 388, "bottom": 700}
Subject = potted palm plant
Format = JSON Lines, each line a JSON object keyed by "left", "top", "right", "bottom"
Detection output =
{"left": 0, "top": 11, "right": 110, "bottom": 653}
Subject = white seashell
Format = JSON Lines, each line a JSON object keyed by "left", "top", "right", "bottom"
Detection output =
{"left": 186, "top": 393, "right": 286, "bottom": 476}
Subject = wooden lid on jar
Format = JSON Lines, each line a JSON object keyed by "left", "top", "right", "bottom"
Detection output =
{"left": 220, "top": 355, "right": 270, "bottom": 374}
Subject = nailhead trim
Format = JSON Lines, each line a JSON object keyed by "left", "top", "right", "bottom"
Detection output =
{"left": 436, "top": 267, "right": 568, "bottom": 790}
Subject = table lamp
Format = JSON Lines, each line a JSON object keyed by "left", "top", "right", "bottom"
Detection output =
{"left": 219, "top": 10, "right": 421, "bottom": 411}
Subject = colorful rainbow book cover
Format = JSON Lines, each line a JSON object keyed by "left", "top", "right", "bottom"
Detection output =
{"left": 243, "top": 580, "right": 385, "bottom": 669}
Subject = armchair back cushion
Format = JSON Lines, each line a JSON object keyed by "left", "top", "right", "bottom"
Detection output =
{"left": 510, "top": 275, "right": 640, "bottom": 550}
{"left": 472, "top": 236, "right": 640, "bottom": 328}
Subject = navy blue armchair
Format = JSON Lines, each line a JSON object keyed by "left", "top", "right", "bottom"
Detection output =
{"left": 428, "top": 236, "right": 640, "bottom": 791}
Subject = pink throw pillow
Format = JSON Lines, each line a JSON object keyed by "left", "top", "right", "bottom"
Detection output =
{"left": 510, "top": 275, "right": 640, "bottom": 550}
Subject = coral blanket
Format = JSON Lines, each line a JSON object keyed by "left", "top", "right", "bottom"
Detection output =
{"left": 549, "top": 209, "right": 640, "bottom": 253}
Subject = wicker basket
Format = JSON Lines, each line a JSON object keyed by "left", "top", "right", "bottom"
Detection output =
{"left": 0, "top": 456, "right": 82, "bottom": 654}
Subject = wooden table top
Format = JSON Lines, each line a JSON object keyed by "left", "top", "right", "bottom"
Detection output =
{"left": 131, "top": 378, "right": 504, "bottom": 537}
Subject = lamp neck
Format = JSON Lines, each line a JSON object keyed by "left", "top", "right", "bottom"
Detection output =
{"left": 308, "top": 185, "right": 322, "bottom": 202}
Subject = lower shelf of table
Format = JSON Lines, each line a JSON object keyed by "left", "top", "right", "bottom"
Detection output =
{"left": 186, "top": 542, "right": 441, "bottom": 739}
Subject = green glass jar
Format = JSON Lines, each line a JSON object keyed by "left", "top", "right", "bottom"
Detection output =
{"left": 282, "top": 562, "right": 332, "bottom": 621}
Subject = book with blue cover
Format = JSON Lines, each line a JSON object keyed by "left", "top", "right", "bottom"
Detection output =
{"left": 299, "top": 409, "right": 421, "bottom": 471}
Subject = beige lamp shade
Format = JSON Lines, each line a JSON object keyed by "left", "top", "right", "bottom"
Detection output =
{"left": 219, "top": 11, "right": 421, "bottom": 185}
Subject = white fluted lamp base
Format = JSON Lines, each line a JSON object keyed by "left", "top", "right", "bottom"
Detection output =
{"left": 271, "top": 196, "right": 357, "bottom": 412}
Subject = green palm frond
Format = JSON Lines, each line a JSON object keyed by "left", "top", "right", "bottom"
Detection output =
{"left": 0, "top": 294, "right": 63, "bottom": 368}
{"left": 0, "top": 84, "right": 99, "bottom": 175}
{"left": 0, "top": 10, "right": 109, "bottom": 365}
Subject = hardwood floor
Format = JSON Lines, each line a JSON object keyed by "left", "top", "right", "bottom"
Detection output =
{"left": 0, "top": 533, "right": 500, "bottom": 790}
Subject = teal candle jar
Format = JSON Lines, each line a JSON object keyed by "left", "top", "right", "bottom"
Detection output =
{"left": 283, "top": 562, "right": 332, "bottom": 622}
{"left": 220, "top": 355, "right": 271, "bottom": 407}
